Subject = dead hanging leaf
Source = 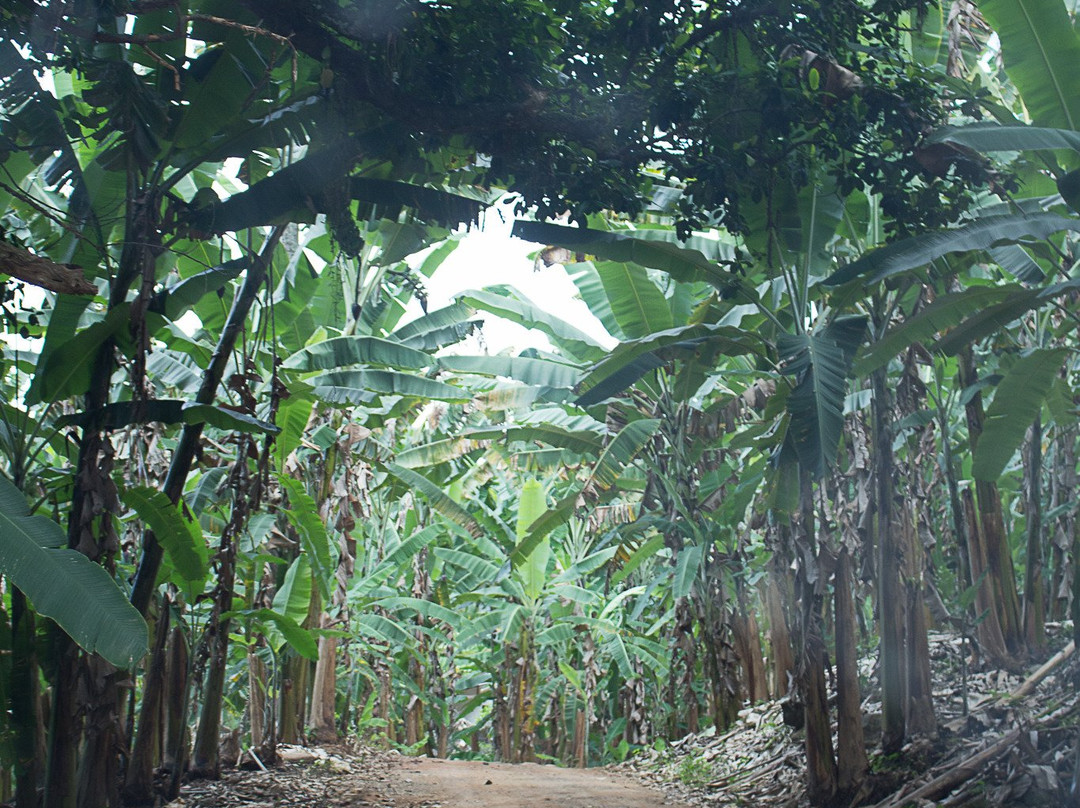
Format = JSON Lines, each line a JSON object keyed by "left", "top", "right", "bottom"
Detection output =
{"left": 782, "top": 47, "right": 863, "bottom": 103}
{"left": 0, "top": 241, "right": 97, "bottom": 295}
{"left": 913, "top": 140, "right": 990, "bottom": 179}
{"left": 741, "top": 379, "right": 775, "bottom": 411}
{"left": 534, "top": 246, "right": 578, "bottom": 269}
{"left": 344, "top": 423, "right": 371, "bottom": 447}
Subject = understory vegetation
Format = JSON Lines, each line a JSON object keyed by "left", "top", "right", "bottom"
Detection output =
{"left": 2, "top": 1, "right": 1080, "bottom": 807}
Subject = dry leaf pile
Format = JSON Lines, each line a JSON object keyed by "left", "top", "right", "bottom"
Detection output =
{"left": 167, "top": 745, "right": 394, "bottom": 808}
{"left": 613, "top": 627, "right": 1080, "bottom": 808}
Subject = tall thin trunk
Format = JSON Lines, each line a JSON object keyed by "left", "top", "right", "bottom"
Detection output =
{"left": 731, "top": 586, "right": 769, "bottom": 705}
{"left": 764, "top": 559, "right": 795, "bottom": 699}
{"left": 494, "top": 648, "right": 512, "bottom": 760}
{"left": 1023, "top": 416, "right": 1047, "bottom": 655}
{"left": 576, "top": 631, "right": 596, "bottom": 769}
{"left": 123, "top": 602, "right": 170, "bottom": 805}
{"left": 872, "top": 367, "right": 904, "bottom": 753}
{"left": 279, "top": 654, "right": 303, "bottom": 745}
{"left": 834, "top": 549, "right": 868, "bottom": 799}
{"left": 11, "top": 589, "right": 40, "bottom": 808}
{"left": 959, "top": 350, "right": 1024, "bottom": 663}
{"left": 190, "top": 504, "right": 242, "bottom": 779}
{"left": 248, "top": 645, "right": 268, "bottom": 751}
{"left": 1049, "top": 426, "right": 1076, "bottom": 621}
{"left": 310, "top": 630, "right": 339, "bottom": 743}
{"left": 161, "top": 625, "right": 190, "bottom": 803}
{"left": 900, "top": 506, "right": 935, "bottom": 737}
{"left": 44, "top": 632, "right": 79, "bottom": 808}
{"left": 796, "top": 472, "right": 837, "bottom": 807}
{"left": 129, "top": 227, "right": 284, "bottom": 615}
{"left": 961, "top": 488, "right": 1009, "bottom": 660}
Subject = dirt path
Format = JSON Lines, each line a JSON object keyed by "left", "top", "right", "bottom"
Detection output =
{"left": 382, "top": 755, "right": 691, "bottom": 808}
{"left": 175, "top": 746, "right": 692, "bottom": 808}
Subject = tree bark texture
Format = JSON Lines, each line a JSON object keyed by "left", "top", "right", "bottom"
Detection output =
{"left": 872, "top": 367, "right": 905, "bottom": 753}
{"left": 958, "top": 350, "right": 1024, "bottom": 663}
{"left": 123, "top": 604, "right": 170, "bottom": 805}
{"left": 796, "top": 473, "right": 837, "bottom": 807}
{"left": 1023, "top": 417, "right": 1047, "bottom": 655}
{"left": 835, "top": 549, "right": 869, "bottom": 799}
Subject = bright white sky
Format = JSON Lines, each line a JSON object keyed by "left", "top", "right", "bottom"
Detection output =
{"left": 404, "top": 205, "right": 616, "bottom": 356}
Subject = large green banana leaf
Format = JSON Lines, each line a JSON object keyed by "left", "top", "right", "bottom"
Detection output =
{"left": 283, "top": 336, "right": 433, "bottom": 372}
{"left": 512, "top": 220, "right": 736, "bottom": 290}
{"left": 0, "top": 476, "right": 147, "bottom": 668}
{"left": 973, "top": 348, "right": 1069, "bottom": 480}
{"left": 121, "top": 486, "right": 207, "bottom": 593}
{"left": 980, "top": 0, "right": 1080, "bottom": 130}
{"left": 459, "top": 287, "right": 607, "bottom": 363}
{"left": 779, "top": 316, "right": 867, "bottom": 477}
{"left": 575, "top": 324, "right": 765, "bottom": 407}
{"left": 595, "top": 262, "right": 673, "bottom": 339}
{"left": 438, "top": 355, "right": 582, "bottom": 390}
{"left": 824, "top": 212, "right": 1080, "bottom": 287}
{"left": 279, "top": 478, "right": 334, "bottom": 600}
{"left": 308, "top": 370, "right": 471, "bottom": 405}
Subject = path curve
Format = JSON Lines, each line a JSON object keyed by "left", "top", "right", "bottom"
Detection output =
{"left": 383, "top": 755, "right": 691, "bottom": 808}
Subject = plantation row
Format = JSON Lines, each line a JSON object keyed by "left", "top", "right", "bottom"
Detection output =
{"left": 2, "top": 2, "right": 1080, "bottom": 808}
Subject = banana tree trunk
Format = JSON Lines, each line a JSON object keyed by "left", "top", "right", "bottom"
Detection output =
{"left": 248, "top": 645, "right": 268, "bottom": 752}
{"left": 795, "top": 472, "right": 837, "bottom": 808}
{"left": 11, "top": 589, "right": 41, "bottom": 808}
{"left": 1023, "top": 416, "right": 1047, "bottom": 655}
{"left": 666, "top": 597, "right": 699, "bottom": 738}
{"left": 191, "top": 498, "right": 243, "bottom": 779}
{"left": 958, "top": 350, "right": 1024, "bottom": 664}
{"left": 900, "top": 506, "right": 935, "bottom": 737}
{"left": 123, "top": 601, "right": 170, "bottom": 805}
{"left": 834, "top": 549, "right": 868, "bottom": 799}
{"left": 694, "top": 588, "right": 740, "bottom": 731}
{"left": 763, "top": 556, "right": 795, "bottom": 699}
{"left": 871, "top": 366, "right": 905, "bottom": 753}
{"left": 310, "top": 629, "right": 339, "bottom": 743}
{"left": 732, "top": 582, "right": 769, "bottom": 704}
{"left": 1049, "top": 426, "right": 1076, "bottom": 621}
{"left": 161, "top": 625, "right": 190, "bottom": 802}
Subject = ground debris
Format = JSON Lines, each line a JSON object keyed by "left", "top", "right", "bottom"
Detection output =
{"left": 168, "top": 744, "right": 389, "bottom": 808}
{"left": 167, "top": 630, "right": 1080, "bottom": 808}
{"left": 613, "top": 627, "right": 1080, "bottom": 808}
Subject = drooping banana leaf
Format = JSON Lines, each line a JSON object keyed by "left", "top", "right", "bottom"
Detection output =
{"left": 779, "top": 316, "right": 867, "bottom": 477}
{"left": 979, "top": 0, "right": 1080, "bottom": 130}
{"left": 512, "top": 220, "right": 738, "bottom": 291}
{"left": 973, "top": 348, "right": 1069, "bottom": 480}
{"left": 459, "top": 286, "right": 607, "bottom": 363}
{"left": 0, "top": 476, "right": 147, "bottom": 668}
{"left": 283, "top": 335, "right": 433, "bottom": 372}
{"left": 575, "top": 324, "right": 766, "bottom": 406}
{"left": 824, "top": 212, "right": 1080, "bottom": 288}
{"left": 121, "top": 486, "right": 207, "bottom": 592}
{"left": 927, "top": 122, "right": 1080, "bottom": 153}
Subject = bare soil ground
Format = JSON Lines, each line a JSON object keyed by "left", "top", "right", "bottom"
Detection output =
{"left": 384, "top": 756, "right": 690, "bottom": 808}
{"left": 173, "top": 747, "right": 690, "bottom": 808}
